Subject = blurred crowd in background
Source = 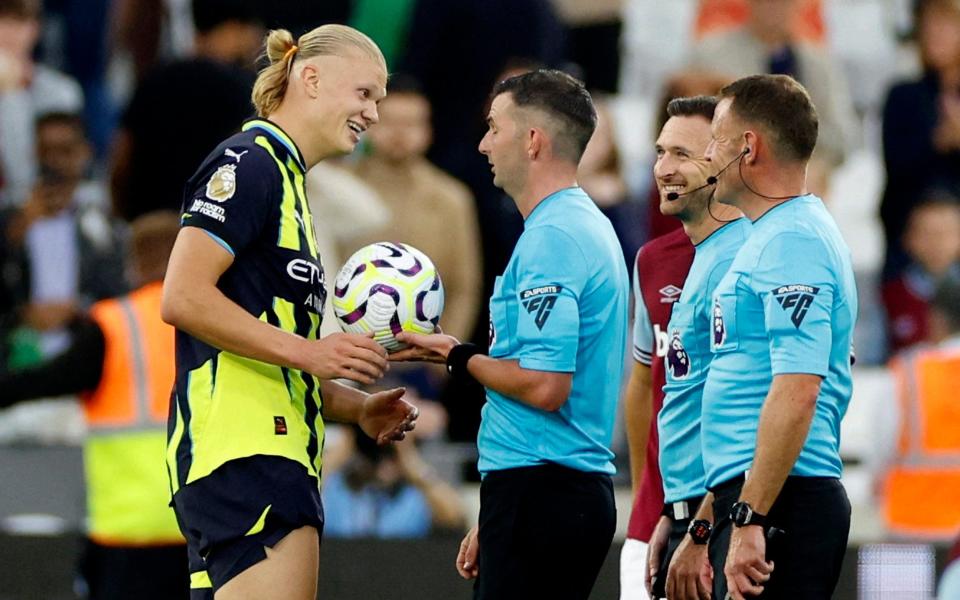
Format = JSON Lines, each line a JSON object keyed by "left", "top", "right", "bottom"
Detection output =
{"left": 0, "top": 0, "right": 959, "bottom": 547}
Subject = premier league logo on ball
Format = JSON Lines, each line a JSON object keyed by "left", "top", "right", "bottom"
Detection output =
{"left": 712, "top": 297, "right": 726, "bottom": 348}
{"left": 666, "top": 329, "right": 690, "bottom": 379}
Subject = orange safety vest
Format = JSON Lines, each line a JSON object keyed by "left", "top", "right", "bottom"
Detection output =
{"left": 81, "top": 281, "right": 183, "bottom": 546}
{"left": 882, "top": 344, "right": 960, "bottom": 540}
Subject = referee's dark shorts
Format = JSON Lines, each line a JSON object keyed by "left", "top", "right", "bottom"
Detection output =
{"left": 474, "top": 462, "right": 616, "bottom": 600}
{"left": 708, "top": 474, "right": 850, "bottom": 599}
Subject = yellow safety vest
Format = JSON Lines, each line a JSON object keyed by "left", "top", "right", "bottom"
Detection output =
{"left": 82, "top": 282, "right": 183, "bottom": 546}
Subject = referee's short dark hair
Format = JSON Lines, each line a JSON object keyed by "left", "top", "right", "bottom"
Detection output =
{"left": 0, "top": 0, "right": 39, "bottom": 19}
{"left": 492, "top": 69, "right": 597, "bottom": 164}
{"left": 666, "top": 96, "right": 718, "bottom": 122}
{"left": 719, "top": 74, "right": 819, "bottom": 163}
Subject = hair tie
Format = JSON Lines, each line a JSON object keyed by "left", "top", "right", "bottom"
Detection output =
{"left": 282, "top": 45, "right": 298, "bottom": 63}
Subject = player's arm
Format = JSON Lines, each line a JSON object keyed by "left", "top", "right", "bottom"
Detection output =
{"left": 624, "top": 361, "right": 653, "bottom": 495}
{"left": 318, "top": 380, "right": 417, "bottom": 444}
{"left": 626, "top": 258, "right": 656, "bottom": 495}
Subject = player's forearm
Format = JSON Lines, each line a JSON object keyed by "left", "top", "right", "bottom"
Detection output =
{"left": 163, "top": 279, "right": 308, "bottom": 371}
{"left": 739, "top": 374, "right": 822, "bottom": 513}
{"left": 466, "top": 355, "right": 571, "bottom": 412}
{"left": 319, "top": 379, "right": 367, "bottom": 423}
{"left": 624, "top": 362, "right": 653, "bottom": 495}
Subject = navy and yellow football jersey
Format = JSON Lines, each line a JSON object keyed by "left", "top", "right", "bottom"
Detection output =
{"left": 167, "top": 119, "right": 327, "bottom": 495}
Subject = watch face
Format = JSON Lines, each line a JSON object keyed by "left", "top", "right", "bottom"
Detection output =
{"left": 689, "top": 520, "right": 711, "bottom": 543}
{"left": 731, "top": 502, "right": 752, "bottom": 526}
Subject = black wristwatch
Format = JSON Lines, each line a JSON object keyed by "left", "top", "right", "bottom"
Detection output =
{"left": 687, "top": 519, "right": 712, "bottom": 545}
{"left": 730, "top": 501, "right": 767, "bottom": 528}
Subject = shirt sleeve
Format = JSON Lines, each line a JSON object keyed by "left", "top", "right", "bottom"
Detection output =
{"left": 632, "top": 258, "right": 654, "bottom": 365}
{"left": 512, "top": 225, "right": 587, "bottom": 373}
{"left": 181, "top": 146, "right": 278, "bottom": 256}
{"left": 750, "top": 233, "right": 836, "bottom": 377}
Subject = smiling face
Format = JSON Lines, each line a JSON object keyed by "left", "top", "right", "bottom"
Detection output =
{"left": 654, "top": 114, "right": 714, "bottom": 220}
{"left": 478, "top": 93, "right": 530, "bottom": 195}
{"left": 307, "top": 51, "right": 387, "bottom": 158}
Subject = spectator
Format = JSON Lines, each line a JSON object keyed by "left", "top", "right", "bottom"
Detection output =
{"left": 880, "top": 0, "right": 960, "bottom": 279}
{"left": 0, "top": 112, "right": 125, "bottom": 369}
{"left": 687, "top": 0, "right": 856, "bottom": 196}
{"left": 0, "top": 0, "right": 83, "bottom": 206}
{"left": 344, "top": 76, "right": 482, "bottom": 343}
{"left": 881, "top": 195, "right": 960, "bottom": 354}
{"left": 879, "top": 278, "right": 960, "bottom": 541}
{"left": 110, "top": 0, "right": 262, "bottom": 221}
{"left": 322, "top": 421, "right": 465, "bottom": 539}
{"left": 578, "top": 96, "right": 645, "bottom": 269}
{"left": 0, "top": 211, "right": 188, "bottom": 600}
{"left": 306, "top": 161, "right": 390, "bottom": 338}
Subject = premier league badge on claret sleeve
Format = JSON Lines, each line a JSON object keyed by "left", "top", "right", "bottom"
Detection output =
{"left": 205, "top": 164, "right": 238, "bottom": 202}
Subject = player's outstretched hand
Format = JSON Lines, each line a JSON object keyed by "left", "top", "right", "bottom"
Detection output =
{"left": 304, "top": 332, "right": 388, "bottom": 385}
{"left": 456, "top": 525, "right": 480, "bottom": 579}
{"left": 390, "top": 331, "right": 460, "bottom": 364}
{"left": 359, "top": 387, "right": 418, "bottom": 445}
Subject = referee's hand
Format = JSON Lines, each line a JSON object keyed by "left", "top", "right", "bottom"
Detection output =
{"left": 456, "top": 525, "right": 480, "bottom": 579}
{"left": 305, "top": 332, "right": 388, "bottom": 385}
{"left": 724, "top": 525, "right": 772, "bottom": 599}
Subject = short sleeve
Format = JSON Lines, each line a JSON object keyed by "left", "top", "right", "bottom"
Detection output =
{"left": 632, "top": 260, "right": 654, "bottom": 365}
{"left": 513, "top": 226, "right": 587, "bottom": 373}
{"left": 181, "top": 146, "right": 278, "bottom": 256}
{"left": 750, "top": 234, "right": 836, "bottom": 377}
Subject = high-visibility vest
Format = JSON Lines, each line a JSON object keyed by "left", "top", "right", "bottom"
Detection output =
{"left": 882, "top": 345, "right": 960, "bottom": 540}
{"left": 82, "top": 281, "right": 183, "bottom": 546}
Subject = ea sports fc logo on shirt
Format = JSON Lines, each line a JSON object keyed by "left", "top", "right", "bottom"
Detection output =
{"left": 712, "top": 297, "right": 726, "bottom": 348}
{"left": 666, "top": 328, "right": 690, "bottom": 379}
{"left": 520, "top": 285, "right": 562, "bottom": 330}
{"left": 772, "top": 284, "right": 820, "bottom": 328}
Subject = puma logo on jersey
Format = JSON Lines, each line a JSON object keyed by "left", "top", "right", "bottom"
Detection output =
{"left": 772, "top": 284, "right": 820, "bottom": 328}
{"left": 225, "top": 148, "right": 249, "bottom": 162}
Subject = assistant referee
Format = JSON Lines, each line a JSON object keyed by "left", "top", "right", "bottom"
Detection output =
{"left": 702, "top": 74, "right": 857, "bottom": 600}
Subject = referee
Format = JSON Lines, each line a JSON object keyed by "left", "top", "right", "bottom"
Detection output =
{"left": 702, "top": 74, "right": 857, "bottom": 599}
{"left": 393, "top": 69, "right": 629, "bottom": 600}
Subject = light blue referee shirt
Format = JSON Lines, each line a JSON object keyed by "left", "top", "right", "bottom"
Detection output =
{"left": 478, "top": 187, "right": 629, "bottom": 475}
{"left": 660, "top": 218, "right": 751, "bottom": 503}
{"left": 702, "top": 195, "right": 857, "bottom": 489}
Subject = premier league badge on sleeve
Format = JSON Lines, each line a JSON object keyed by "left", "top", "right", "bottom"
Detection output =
{"left": 205, "top": 164, "right": 238, "bottom": 202}
{"left": 712, "top": 297, "right": 726, "bottom": 348}
{"left": 666, "top": 329, "right": 690, "bottom": 379}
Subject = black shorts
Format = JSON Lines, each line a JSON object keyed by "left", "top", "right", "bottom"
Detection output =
{"left": 79, "top": 539, "right": 189, "bottom": 600}
{"left": 708, "top": 475, "right": 850, "bottom": 599}
{"left": 172, "top": 455, "right": 325, "bottom": 599}
{"left": 474, "top": 463, "right": 616, "bottom": 600}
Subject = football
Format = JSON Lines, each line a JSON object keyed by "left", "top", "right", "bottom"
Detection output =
{"left": 332, "top": 242, "right": 445, "bottom": 351}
